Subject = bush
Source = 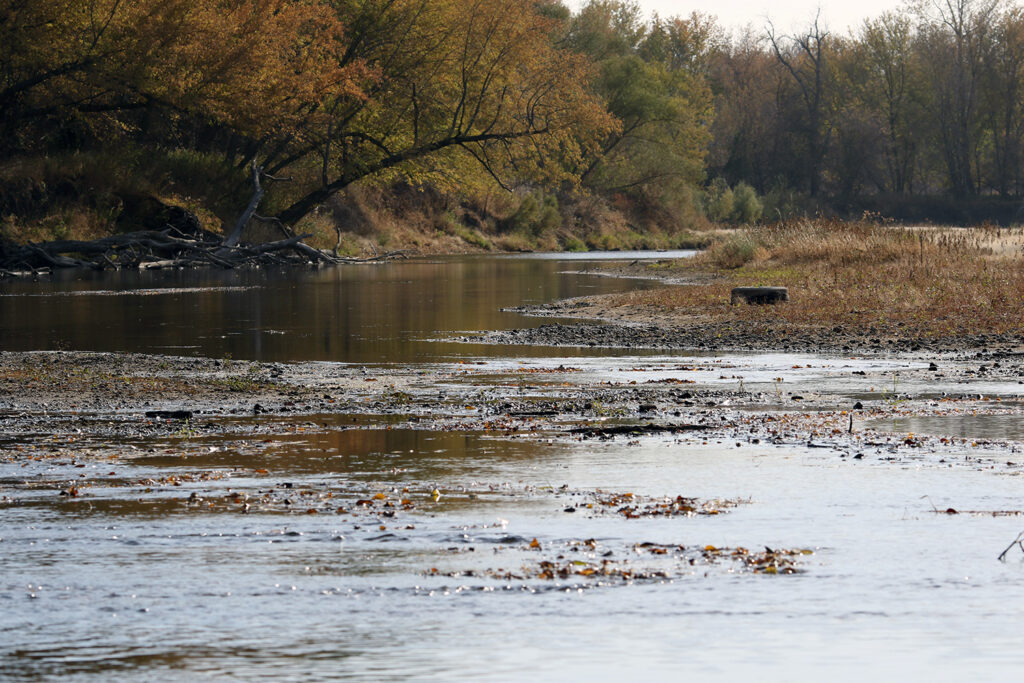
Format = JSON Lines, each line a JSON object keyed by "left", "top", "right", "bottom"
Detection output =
{"left": 705, "top": 233, "right": 761, "bottom": 269}
{"left": 704, "top": 178, "right": 735, "bottom": 223}
{"left": 563, "top": 235, "right": 588, "bottom": 252}
{"left": 731, "top": 182, "right": 763, "bottom": 224}
{"left": 504, "top": 190, "right": 561, "bottom": 236}
{"left": 762, "top": 180, "right": 802, "bottom": 222}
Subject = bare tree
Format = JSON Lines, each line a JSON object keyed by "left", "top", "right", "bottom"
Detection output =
{"left": 860, "top": 12, "right": 921, "bottom": 193}
{"left": 767, "top": 13, "right": 834, "bottom": 197}
{"left": 918, "top": 0, "right": 1001, "bottom": 195}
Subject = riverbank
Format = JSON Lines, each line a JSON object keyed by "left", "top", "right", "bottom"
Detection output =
{"left": 470, "top": 220, "right": 1024, "bottom": 357}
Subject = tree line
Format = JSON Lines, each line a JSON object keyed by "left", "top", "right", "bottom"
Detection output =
{"left": 4, "top": 0, "right": 1024, "bottom": 240}
{"left": 712, "top": 0, "right": 1024, "bottom": 220}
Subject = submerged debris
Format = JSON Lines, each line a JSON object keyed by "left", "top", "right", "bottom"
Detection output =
{"left": 573, "top": 491, "right": 747, "bottom": 519}
{"left": 429, "top": 538, "right": 813, "bottom": 584}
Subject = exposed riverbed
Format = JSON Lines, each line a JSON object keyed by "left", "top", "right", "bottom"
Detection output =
{"left": 2, "top": 253, "right": 1024, "bottom": 680}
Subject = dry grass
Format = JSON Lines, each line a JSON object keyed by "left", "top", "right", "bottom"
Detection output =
{"left": 619, "top": 218, "right": 1024, "bottom": 338}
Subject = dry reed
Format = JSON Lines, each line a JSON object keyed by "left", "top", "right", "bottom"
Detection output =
{"left": 624, "top": 218, "right": 1024, "bottom": 339}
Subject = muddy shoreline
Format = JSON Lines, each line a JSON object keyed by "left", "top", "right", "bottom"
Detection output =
{"left": 470, "top": 297, "right": 1024, "bottom": 358}
{"left": 2, "top": 346, "right": 1022, "bottom": 467}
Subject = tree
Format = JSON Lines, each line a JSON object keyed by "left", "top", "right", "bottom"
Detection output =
{"left": 980, "top": 6, "right": 1024, "bottom": 196}
{"left": 767, "top": 13, "right": 835, "bottom": 198}
{"left": 706, "top": 30, "right": 784, "bottom": 193}
{"left": 267, "top": 0, "right": 615, "bottom": 225}
{"left": 856, "top": 12, "right": 925, "bottom": 193}
{"left": 0, "top": 1, "right": 352, "bottom": 151}
{"left": 915, "top": 0, "right": 1001, "bottom": 195}
{"left": 565, "top": 2, "right": 713, "bottom": 206}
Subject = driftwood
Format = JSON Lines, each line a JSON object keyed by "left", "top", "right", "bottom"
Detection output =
{"left": 0, "top": 227, "right": 411, "bottom": 277}
{"left": 0, "top": 166, "right": 412, "bottom": 278}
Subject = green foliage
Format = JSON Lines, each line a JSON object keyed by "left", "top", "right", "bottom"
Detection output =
{"left": 704, "top": 178, "right": 734, "bottom": 222}
{"left": 567, "top": 2, "right": 713, "bottom": 214}
{"left": 731, "top": 182, "right": 763, "bottom": 224}
{"left": 563, "top": 235, "right": 589, "bottom": 251}
{"left": 504, "top": 191, "right": 562, "bottom": 237}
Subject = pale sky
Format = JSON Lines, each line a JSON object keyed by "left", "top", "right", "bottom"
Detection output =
{"left": 571, "top": 1, "right": 910, "bottom": 34}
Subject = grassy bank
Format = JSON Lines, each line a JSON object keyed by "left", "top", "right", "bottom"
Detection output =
{"left": 0, "top": 149, "right": 713, "bottom": 257}
{"left": 612, "top": 219, "right": 1024, "bottom": 339}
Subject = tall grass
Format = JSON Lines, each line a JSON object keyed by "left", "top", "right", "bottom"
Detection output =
{"left": 632, "top": 219, "right": 1024, "bottom": 338}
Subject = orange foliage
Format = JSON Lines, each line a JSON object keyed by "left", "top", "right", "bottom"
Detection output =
{"left": 0, "top": 0, "right": 368, "bottom": 139}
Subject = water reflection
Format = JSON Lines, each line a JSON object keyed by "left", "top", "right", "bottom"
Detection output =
{"left": 867, "top": 413, "right": 1024, "bottom": 441}
{"left": 0, "top": 255, "right": 670, "bottom": 363}
{"left": 132, "top": 420, "right": 564, "bottom": 482}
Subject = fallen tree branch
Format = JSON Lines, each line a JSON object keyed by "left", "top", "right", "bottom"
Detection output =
{"left": 1, "top": 181, "right": 413, "bottom": 275}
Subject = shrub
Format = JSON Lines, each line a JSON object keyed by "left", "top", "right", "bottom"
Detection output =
{"left": 563, "top": 235, "right": 588, "bottom": 252}
{"left": 504, "top": 190, "right": 561, "bottom": 236}
{"left": 731, "top": 182, "right": 763, "bottom": 224}
{"left": 704, "top": 178, "right": 734, "bottom": 222}
{"left": 705, "top": 232, "right": 762, "bottom": 268}
{"left": 762, "top": 180, "right": 802, "bottom": 221}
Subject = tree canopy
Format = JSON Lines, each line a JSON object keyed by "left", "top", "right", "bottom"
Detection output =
{"left": 9, "top": 0, "right": 1024, "bottom": 239}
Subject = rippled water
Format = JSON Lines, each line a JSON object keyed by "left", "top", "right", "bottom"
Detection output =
{"left": 3, "top": 253, "right": 1024, "bottom": 680}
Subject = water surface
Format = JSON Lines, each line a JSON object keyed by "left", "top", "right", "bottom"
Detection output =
{"left": 3, "top": 252, "right": 1024, "bottom": 680}
{"left": 0, "top": 255, "right": 680, "bottom": 363}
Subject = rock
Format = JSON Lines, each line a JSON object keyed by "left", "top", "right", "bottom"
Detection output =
{"left": 730, "top": 286, "right": 789, "bottom": 305}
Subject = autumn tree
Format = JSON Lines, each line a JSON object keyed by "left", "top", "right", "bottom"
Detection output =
{"left": 267, "top": 0, "right": 615, "bottom": 225}
{"left": 0, "top": 1, "right": 352, "bottom": 151}
{"left": 850, "top": 12, "right": 926, "bottom": 193}
{"left": 707, "top": 30, "right": 786, "bottom": 194}
{"left": 980, "top": 6, "right": 1024, "bottom": 196}
{"left": 914, "top": 0, "right": 1001, "bottom": 195}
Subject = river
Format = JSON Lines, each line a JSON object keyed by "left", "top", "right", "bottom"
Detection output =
{"left": 2, "top": 253, "right": 1024, "bottom": 681}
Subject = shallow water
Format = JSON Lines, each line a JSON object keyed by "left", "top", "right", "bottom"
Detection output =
{"left": 0, "top": 255, "right": 678, "bottom": 363}
{"left": 3, "top": 252, "right": 1024, "bottom": 680}
{"left": 5, "top": 425, "right": 1024, "bottom": 680}
{"left": 868, "top": 413, "right": 1024, "bottom": 442}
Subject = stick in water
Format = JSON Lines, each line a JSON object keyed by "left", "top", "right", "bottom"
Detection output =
{"left": 997, "top": 531, "right": 1024, "bottom": 561}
